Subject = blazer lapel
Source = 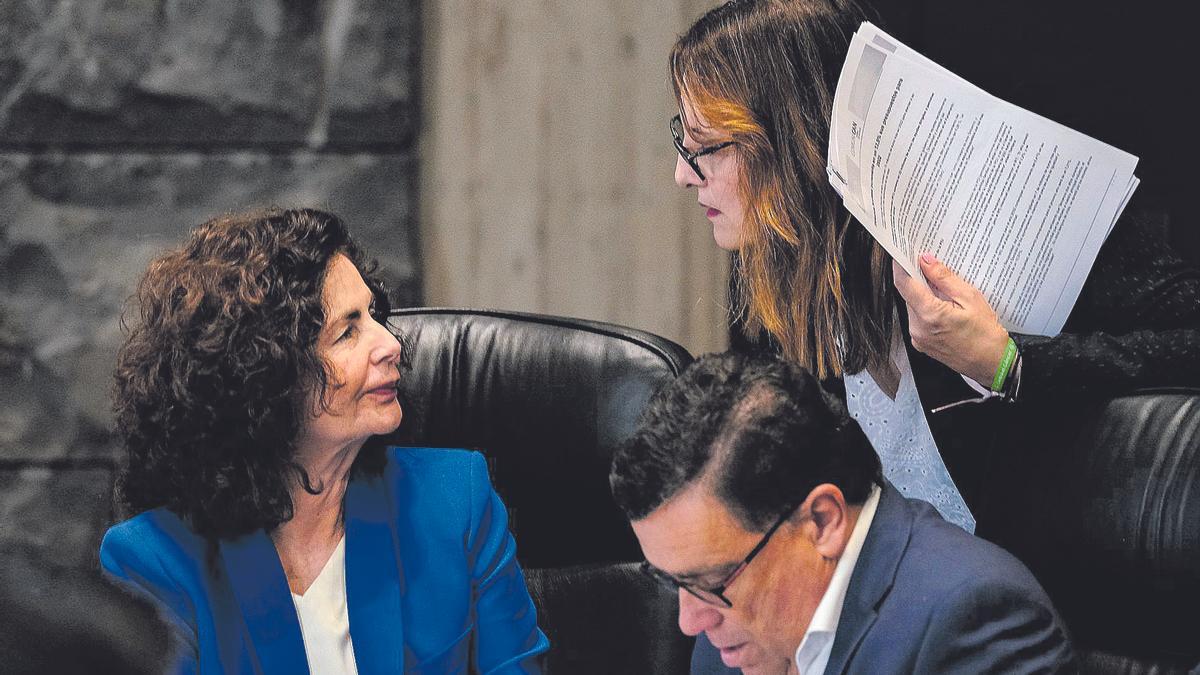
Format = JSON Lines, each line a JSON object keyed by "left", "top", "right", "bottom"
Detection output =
{"left": 220, "top": 531, "right": 310, "bottom": 674}
{"left": 345, "top": 473, "right": 406, "bottom": 675}
{"left": 823, "top": 483, "right": 913, "bottom": 674}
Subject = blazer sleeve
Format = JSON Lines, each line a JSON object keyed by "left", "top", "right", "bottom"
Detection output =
{"left": 99, "top": 522, "right": 199, "bottom": 675}
{"left": 1011, "top": 210, "right": 1200, "bottom": 401}
{"left": 912, "top": 577, "right": 1074, "bottom": 674}
{"left": 463, "top": 452, "right": 550, "bottom": 674}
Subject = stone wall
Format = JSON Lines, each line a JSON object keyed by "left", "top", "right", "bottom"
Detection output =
{"left": 0, "top": 0, "right": 422, "bottom": 568}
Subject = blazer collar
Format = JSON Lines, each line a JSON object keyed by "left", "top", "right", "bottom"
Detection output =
{"left": 344, "top": 472, "right": 406, "bottom": 675}
{"left": 823, "top": 481, "right": 913, "bottom": 674}
{"left": 219, "top": 472, "right": 405, "bottom": 675}
{"left": 220, "top": 531, "right": 309, "bottom": 674}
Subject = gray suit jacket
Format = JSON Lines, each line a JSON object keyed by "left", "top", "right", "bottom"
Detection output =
{"left": 692, "top": 481, "right": 1073, "bottom": 674}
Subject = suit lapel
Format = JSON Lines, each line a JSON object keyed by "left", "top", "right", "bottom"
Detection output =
{"left": 345, "top": 473, "right": 406, "bottom": 675}
{"left": 823, "top": 483, "right": 913, "bottom": 674}
{"left": 219, "top": 531, "right": 309, "bottom": 674}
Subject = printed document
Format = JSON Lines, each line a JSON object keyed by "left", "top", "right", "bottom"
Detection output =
{"left": 827, "top": 22, "right": 1139, "bottom": 335}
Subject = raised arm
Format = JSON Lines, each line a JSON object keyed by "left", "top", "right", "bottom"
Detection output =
{"left": 895, "top": 211, "right": 1200, "bottom": 402}
{"left": 1012, "top": 212, "right": 1200, "bottom": 398}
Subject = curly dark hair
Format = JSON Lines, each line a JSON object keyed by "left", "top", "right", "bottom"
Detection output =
{"left": 114, "top": 208, "right": 395, "bottom": 541}
{"left": 610, "top": 351, "right": 882, "bottom": 532}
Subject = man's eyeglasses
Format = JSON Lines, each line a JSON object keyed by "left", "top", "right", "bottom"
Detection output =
{"left": 671, "top": 114, "right": 736, "bottom": 182}
{"left": 640, "top": 502, "right": 802, "bottom": 608}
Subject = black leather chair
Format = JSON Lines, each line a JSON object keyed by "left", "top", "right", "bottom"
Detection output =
{"left": 980, "top": 389, "right": 1200, "bottom": 674}
{"left": 382, "top": 308, "right": 1200, "bottom": 673}
{"left": 382, "top": 308, "right": 695, "bottom": 675}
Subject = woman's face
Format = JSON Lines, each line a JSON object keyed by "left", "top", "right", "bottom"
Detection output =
{"left": 674, "top": 98, "right": 746, "bottom": 251}
{"left": 299, "top": 253, "right": 403, "bottom": 453}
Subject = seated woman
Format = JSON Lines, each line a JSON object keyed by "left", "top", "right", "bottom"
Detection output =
{"left": 100, "top": 208, "right": 548, "bottom": 674}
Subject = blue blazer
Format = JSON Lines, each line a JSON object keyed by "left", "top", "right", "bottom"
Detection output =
{"left": 101, "top": 447, "right": 549, "bottom": 674}
{"left": 692, "top": 482, "right": 1073, "bottom": 674}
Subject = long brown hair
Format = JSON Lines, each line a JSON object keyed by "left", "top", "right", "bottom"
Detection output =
{"left": 672, "top": 0, "right": 894, "bottom": 378}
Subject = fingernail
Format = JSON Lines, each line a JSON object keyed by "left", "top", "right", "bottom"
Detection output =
{"left": 920, "top": 253, "right": 936, "bottom": 265}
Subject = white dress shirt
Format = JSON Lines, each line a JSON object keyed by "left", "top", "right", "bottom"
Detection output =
{"left": 291, "top": 536, "right": 360, "bottom": 675}
{"left": 792, "top": 485, "right": 881, "bottom": 675}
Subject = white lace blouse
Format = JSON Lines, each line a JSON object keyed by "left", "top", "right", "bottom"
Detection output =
{"left": 843, "top": 331, "right": 976, "bottom": 532}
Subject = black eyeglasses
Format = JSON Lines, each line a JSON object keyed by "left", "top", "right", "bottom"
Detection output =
{"left": 640, "top": 502, "right": 802, "bottom": 608}
{"left": 671, "top": 114, "right": 736, "bottom": 182}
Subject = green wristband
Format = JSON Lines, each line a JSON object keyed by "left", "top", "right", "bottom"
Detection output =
{"left": 990, "top": 337, "right": 1018, "bottom": 392}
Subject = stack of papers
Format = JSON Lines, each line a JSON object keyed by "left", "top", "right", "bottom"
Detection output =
{"left": 827, "top": 22, "right": 1139, "bottom": 336}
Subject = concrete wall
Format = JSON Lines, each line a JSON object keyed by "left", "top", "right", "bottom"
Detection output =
{"left": 420, "top": 0, "right": 730, "bottom": 355}
{"left": 0, "top": 0, "right": 422, "bottom": 566}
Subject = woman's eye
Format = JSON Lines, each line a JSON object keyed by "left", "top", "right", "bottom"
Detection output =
{"left": 337, "top": 325, "right": 356, "bottom": 342}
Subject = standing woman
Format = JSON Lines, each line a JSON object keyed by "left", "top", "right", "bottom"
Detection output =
{"left": 101, "top": 208, "right": 548, "bottom": 674}
{"left": 669, "top": 0, "right": 1200, "bottom": 532}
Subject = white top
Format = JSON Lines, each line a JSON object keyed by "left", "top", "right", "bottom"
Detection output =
{"left": 793, "top": 485, "right": 881, "bottom": 675}
{"left": 291, "top": 536, "right": 360, "bottom": 675}
{"left": 843, "top": 330, "right": 976, "bottom": 532}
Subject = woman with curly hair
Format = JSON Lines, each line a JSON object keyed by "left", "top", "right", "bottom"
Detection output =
{"left": 100, "top": 208, "right": 548, "bottom": 674}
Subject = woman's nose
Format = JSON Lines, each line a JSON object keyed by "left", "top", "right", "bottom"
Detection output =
{"left": 370, "top": 320, "right": 403, "bottom": 365}
{"left": 675, "top": 154, "right": 702, "bottom": 188}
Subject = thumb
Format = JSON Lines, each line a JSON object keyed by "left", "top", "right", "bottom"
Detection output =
{"left": 919, "top": 253, "right": 967, "bottom": 302}
{"left": 893, "top": 258, "right": 941, "bottom": 314}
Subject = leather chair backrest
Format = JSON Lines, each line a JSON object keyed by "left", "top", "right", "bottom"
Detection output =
{"left": 381, "top": 308, "right": 695, "bottom": 674}
{"left": 983, "top": 389, "right": 1200, "bottom": 674}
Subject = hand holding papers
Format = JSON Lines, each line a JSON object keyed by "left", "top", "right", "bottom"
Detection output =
{"left": 827, "top": 23, "right": 1139, "bottom": 336}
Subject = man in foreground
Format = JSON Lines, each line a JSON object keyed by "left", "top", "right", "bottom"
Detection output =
{"left": 610, "top": 352, "right": 1073, "bottom": 674}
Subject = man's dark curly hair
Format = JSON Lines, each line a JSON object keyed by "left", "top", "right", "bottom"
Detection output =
{"left": 114, "top": 208, "right": 394, "bottom": 541}
{"left": 610, "top": 351, "right": 882, "bottom": 532}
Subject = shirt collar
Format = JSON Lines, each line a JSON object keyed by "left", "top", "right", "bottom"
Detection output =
{"left": 793, "top": 483, "right": 882, "bottom": 672}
